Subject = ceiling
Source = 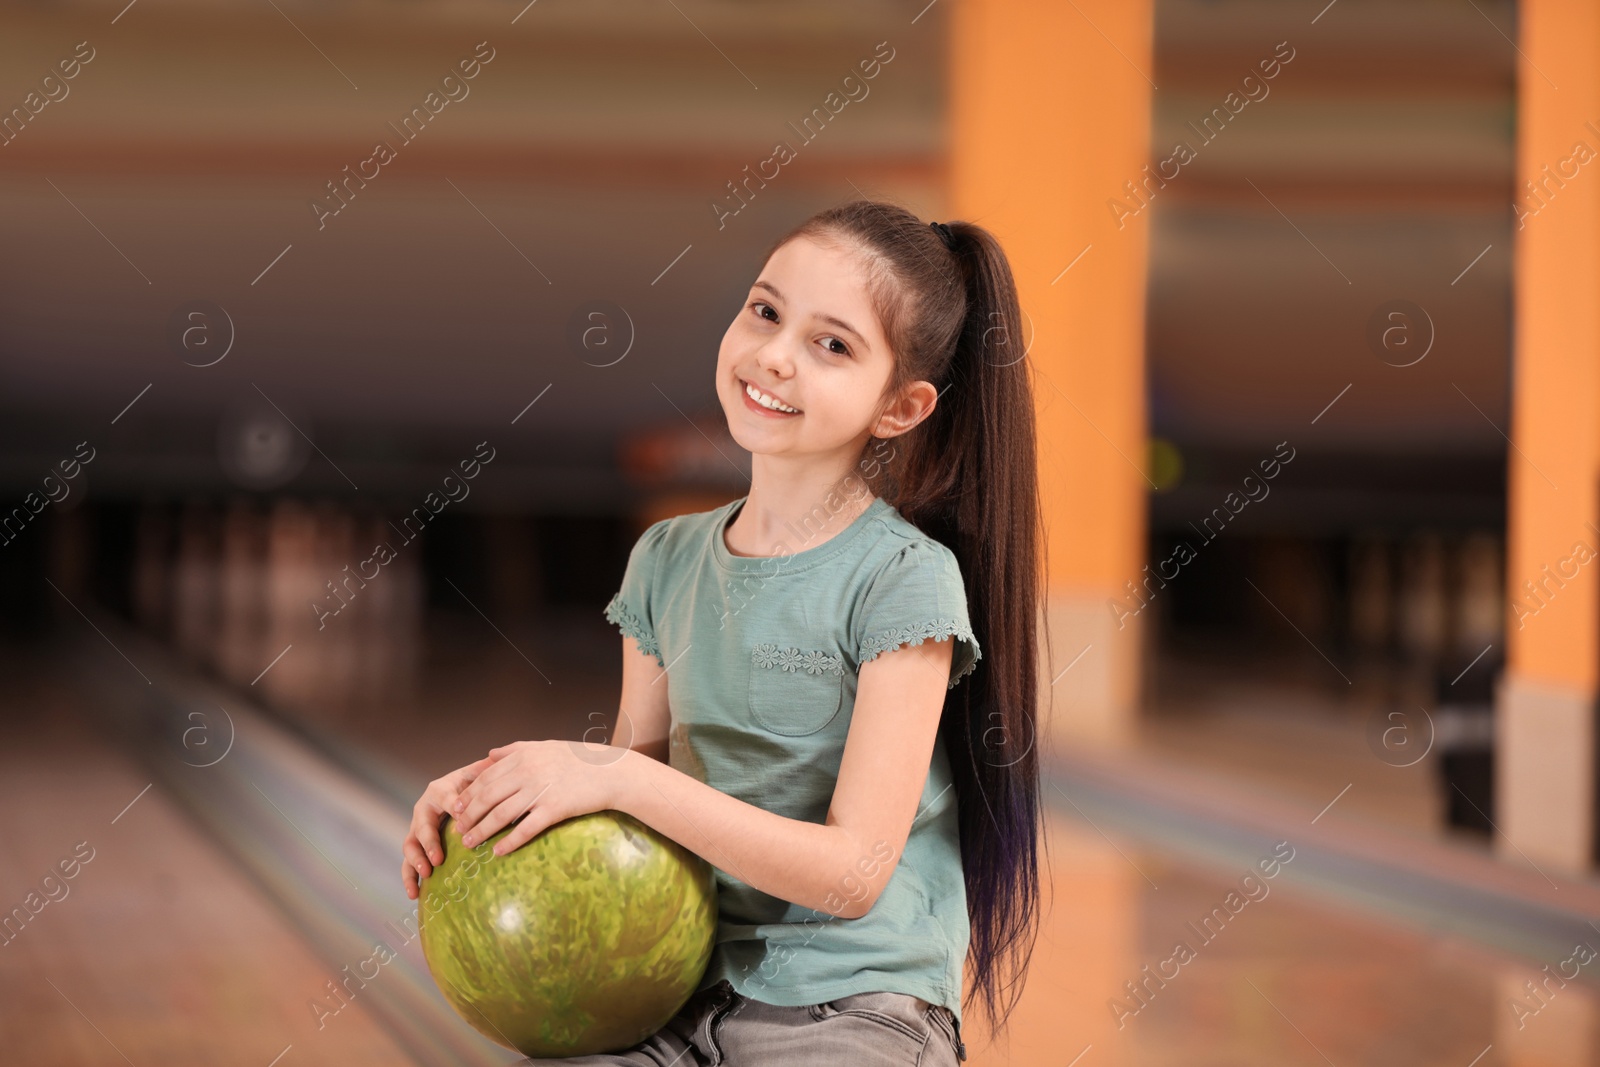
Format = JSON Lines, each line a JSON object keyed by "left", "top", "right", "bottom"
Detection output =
{"left": 0, "top": 0, "right": 1516, "bottom": 518}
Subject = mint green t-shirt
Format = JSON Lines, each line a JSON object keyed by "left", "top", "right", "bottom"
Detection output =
{"left": 602, "top": 492, "right": 981, "bottom": 1027}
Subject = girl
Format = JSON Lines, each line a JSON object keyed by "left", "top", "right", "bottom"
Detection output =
{"left": 402, "top": 199, "right": 1045, "bottom": 1065}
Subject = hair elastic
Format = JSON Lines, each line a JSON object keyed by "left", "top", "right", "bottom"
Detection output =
{"left": 929, "top": 220, "right": 956, "bottom": 250}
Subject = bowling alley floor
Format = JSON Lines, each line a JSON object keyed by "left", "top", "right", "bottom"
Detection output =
{"left": 9, "top": 615, "right": 1600, "bottom": 1066}
{"left": 0, "top": 642, "right": 412, "bottom": 1067}
{"left": 1138, "top": 633, "right": 1451, "bottom": 839}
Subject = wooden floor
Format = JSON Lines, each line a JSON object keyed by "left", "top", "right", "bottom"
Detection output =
{"left": 961, "top": 816, "right": 1600, "bottom": 1067}
{"left": 1140, "top": 639, "right": 1448, "bottom": 837}
{"left": 0, "top": 646, "right": 417, "bottom": 1067}
{"left": 9, "top": 615, "right": 1600, "bottom": 1066}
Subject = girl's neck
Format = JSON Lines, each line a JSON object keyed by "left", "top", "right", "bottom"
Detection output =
{"left": 724, "top": 473, "right": 878, "bottom": 559}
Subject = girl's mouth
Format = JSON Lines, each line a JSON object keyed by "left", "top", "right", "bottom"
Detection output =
{"left": 739, "top": 378, "right": 801, "bottom": 417}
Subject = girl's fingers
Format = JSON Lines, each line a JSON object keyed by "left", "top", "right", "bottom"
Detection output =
{"left": 456, "top": 756, "right": 494, "bottom": 785}
{"left": 403, "top": 838, "right": 434, "bottom": 882}
{"left": 489, "top": 810, "right": 543, "bottom": 856}
{"left": 462, "top": 792, "right": 530, "bottom": 848}
{"left": 416, "top": 815, "right": 445, "bottom": 865}
{"left": 454, "top": 767, "right": 498, "bottom": 815}
{"left": 456, "top": 774, "right": 515, "bottom": 831}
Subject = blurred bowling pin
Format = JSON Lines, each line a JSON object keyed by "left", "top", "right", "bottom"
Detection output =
{"left": 1398, "top": 529, "right": 1447, "bottom": 663}
{"left": 1455, "top": 530, "right": 1501, "bottom": 655}
{"left": 313, "top": 500, "right": 360, "bottom": 708}
{"left": 1348, "top": 534, "right": 1393, "bottom": 653}
{"left": 391, "top": 520, "right": 424, "bottom": 702}
{"left": 354, "top": 511, "right": 400, "bottom": 704}
{"left": 172, "top": 499, "right": 220, "bottom": 670}
{"left": 132, "top": 499, "right": 171, "bottom": 637}
{"left": 264, "top": 497, "right": 320, "bottom": 701}
{"left": 217, "top": 496, "right": 268, "bottom": 685}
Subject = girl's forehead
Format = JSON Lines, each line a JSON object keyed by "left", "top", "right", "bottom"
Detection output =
{"left": 761, "top": 237, "right": 878, "bottom": 311}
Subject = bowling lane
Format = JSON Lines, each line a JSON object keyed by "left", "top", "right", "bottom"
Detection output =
{"left": 962, "top": 812, "right": 1600, "bottom": 1067}
{"left": 0, "top": 642, "right": 420, "bottom": 1067}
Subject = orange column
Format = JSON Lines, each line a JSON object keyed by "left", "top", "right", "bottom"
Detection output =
{"left": 1499, "top": 0, "right": 1600, "bottom": 872}
{"left": 948, "top": 0, "right": 1155, "bottom": 750}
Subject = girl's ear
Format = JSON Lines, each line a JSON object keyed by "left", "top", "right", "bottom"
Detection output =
{"left": 870, "top": 379, "right": 940, "bottom": 440}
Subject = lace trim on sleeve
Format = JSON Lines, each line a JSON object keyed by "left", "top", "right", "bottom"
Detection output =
{"left": 604, "top": 592, "right": 664, "bottom": 668}
{"left": 859, "top": 618, "right": 982, "bottom": 690}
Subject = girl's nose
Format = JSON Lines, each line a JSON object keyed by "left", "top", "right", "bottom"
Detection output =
{"left": 754, "top": 342, "right": 796, "bottom": 378}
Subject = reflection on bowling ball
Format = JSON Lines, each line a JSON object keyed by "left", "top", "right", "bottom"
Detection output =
{"left": 418, "top": 810, "right": 717, "bottom": 1058}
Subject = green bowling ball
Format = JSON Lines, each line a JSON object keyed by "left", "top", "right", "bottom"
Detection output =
{"left": 418, "top": 810, "right": 717, "bottom": 1058}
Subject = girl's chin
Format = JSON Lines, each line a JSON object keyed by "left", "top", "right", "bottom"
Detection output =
{"left": 727, "top": 425, "right": 787, "bottom": 450}
{"left": 727, "top": 420, "right": 810, "bottom": 451}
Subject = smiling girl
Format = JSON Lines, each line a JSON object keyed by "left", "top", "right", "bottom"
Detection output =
{"left": 402, "top": 199, "right": 1045, "bottom": 1065}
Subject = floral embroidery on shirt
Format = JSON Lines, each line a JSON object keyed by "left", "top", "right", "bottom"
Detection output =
{"left": 604, "top": 593, "right": 662, "bottom": 665}
{"left": 859, "top": 618, "right": 982, "bottom": 690}
{"left": 751, "top": 643, "right": 844, "bottom": 676}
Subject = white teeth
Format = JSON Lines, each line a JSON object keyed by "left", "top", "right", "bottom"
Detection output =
{"left": 744, "top": 381, "right": 799, "bottom": 413}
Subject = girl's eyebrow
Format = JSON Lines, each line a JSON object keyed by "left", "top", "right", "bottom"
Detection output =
{"left": 751, "top": 279, "right": 871, "bottom": 353}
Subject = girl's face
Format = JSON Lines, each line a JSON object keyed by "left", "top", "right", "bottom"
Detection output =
{"left": 717, "top": 234, "right": 931, "bottom": 464}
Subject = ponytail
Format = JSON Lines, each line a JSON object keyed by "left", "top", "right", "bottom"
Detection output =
{"left": 766, "top": 200, "right": 1046, "bottom": 1039}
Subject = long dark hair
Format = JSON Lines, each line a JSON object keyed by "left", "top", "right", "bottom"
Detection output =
{"left": 761, "top": 199, "right": 1046, "bottom": 1039}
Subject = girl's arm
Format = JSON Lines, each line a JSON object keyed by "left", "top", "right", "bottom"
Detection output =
{"left": 610, "top": 635, "right": 955, "bottom": 920}
{"left": 616, "top": 636, "right": 671, "bottom": 764}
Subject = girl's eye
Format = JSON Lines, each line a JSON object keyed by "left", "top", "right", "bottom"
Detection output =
{"left": 747, "top": 300, "right": 850, "bottom": 357}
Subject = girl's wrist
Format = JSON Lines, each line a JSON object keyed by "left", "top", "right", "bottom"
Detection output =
{"left": 607, "top": 746, "right": 650, "bottom": 816}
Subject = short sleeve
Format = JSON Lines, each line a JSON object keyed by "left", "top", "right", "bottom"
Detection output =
{"left": 603, "top": 517, "right": 674, "bottom": 668}
{"left": 855, "top": 539, "right": 982, "bottom": 691}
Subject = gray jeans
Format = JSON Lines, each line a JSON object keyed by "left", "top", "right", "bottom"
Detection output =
{"left": 517, "top": 979, "right": 968, "bottom": 1066}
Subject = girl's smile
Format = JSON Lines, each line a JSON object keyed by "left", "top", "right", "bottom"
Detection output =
{"left": 739, "top": 378, "right": 802, "bottom": 417}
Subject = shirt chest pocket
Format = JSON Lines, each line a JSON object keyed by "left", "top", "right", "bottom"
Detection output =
{"left": 748, "top": 642, "right": 846, "bottom": 736}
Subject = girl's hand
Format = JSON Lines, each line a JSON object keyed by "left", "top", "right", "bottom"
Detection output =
{"left": 401, "top": 755, "right": 495, "bottom": 900}
{"left": 452, "top": 740, "right": 623, "bottom": 857}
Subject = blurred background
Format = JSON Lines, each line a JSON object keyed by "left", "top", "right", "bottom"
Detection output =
{"left": 4, "top": 0, "right": 1598, "bottom": 1064}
